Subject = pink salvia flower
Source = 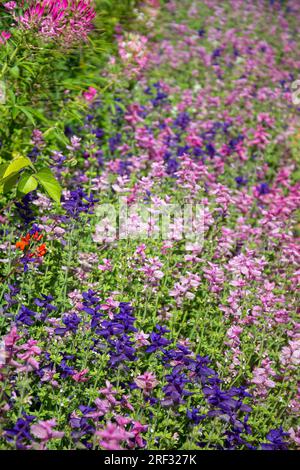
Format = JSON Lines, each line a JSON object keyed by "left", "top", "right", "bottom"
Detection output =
{"left": 31, "top": 419, "right": 64, "bottom": 446}
{"left": 251, "top": 358, "right": 277, "bottom": 397}
{"left": 15, "top": 339, "right": 41, "bottom": 372}
{"left": 82, "top": 86, "right": 97, "bottom": 102}
{"left": 134, "top": 330, "right": 150, "bottom": 347}
{"left": 72, "top": 368, "right": 89, "bottom": 383}
{"left": 289, "top": 427, "right": 300, "bottom": 447}
{"left": 127, "top": 421, "right": 148, "bottom": 449}
{"left": 117, "top": 33, "right": 149, "bottom": 79}
{"left": 98, "top": 258, "right": 113, "bottom": 272}
{"left": 134, "top": 371, "right": 158, "bottom": 393}
{"left": 96, "top": 422, "right": 134, "bottom": 450}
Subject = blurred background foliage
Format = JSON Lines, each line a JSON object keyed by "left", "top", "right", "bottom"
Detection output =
{"left": 0, "top": 0, "right": 139, "bottom": 202}
{"left": 0, "top": 0, "right": 139, "bottom": 160}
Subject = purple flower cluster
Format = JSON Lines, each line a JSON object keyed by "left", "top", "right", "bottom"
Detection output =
{"left": 62, "top": 189, "right": 98, "bottom": 219}
{"left": 159, "top": 342, "right": 256, "bottom": 449}
{"left": 34, "top": 294, "right": 57, "bottom": 322}
{"left": 55, "top": 312, "right": 81, "bottom": 336}
{"left": 98, "top": 302, "right": 137, "bottom": 368}
{"left": 4, "top": 413, "right": 35, "bottom": 450}
{"left": 16, "top": 305, "right": 36, "bottom": 326}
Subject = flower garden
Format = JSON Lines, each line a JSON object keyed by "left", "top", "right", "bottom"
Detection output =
{"left": 0, "top": 0, "right": 299, "bottom": 451}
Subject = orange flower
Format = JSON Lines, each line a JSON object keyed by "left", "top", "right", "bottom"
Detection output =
{"left": 32, "top": 231, "right": 43, "bottom": 241}
{"left": 16, "top": 234, "right": 31, "bottom": 251}
{"left": 36, "top": 244, "right": 47, "bottom": 257}
{"left": 16, "top": 240, "right": 27, "bottom": 251}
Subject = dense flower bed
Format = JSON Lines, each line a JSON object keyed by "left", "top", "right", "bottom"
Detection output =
{"left": 0, "top": 0, "right": 299, "bottom": 450}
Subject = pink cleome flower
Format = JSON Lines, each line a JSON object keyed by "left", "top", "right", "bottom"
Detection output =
{"left": 82, "top": 86, "right": 97, "bottom": 102}
{"left": 0, "top": 31, "right": 11, "bottom": 44}
{"left": 16, "top": 1, "right": 96, "bottom": 44}
{"left": 3, "top": 2, "right": 17, "bottom": 10}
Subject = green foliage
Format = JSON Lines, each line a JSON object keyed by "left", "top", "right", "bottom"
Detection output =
{"left": 0, "top": 0, "right": 138, "bottom": 205}
{"left": 17, "top": 173, "right": 38, "bottom": 197}
{"left": 0, "top": 155, "right": 33, "bottom": 194}
{"left": 35, "top": 168, "right": 62, "bottom": 204}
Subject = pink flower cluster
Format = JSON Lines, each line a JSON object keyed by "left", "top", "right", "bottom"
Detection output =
{"left": 203, "top": 262, "right": 225, "bottom": 294}
{"left": 117, "top": 33, "right": 149, "bottom": 79}
{"left": 251, "top": 358, "right": 277, "bottom": 398}
{"left": 0, "top": 31, "right": 11, "bottom": 44}
{"left": 144, "top": 0, "right": 160, "bottom": 7}
{"left": 169, "top": 272, "right": 201, "bottom": 306}
{"left": 227, "top": 250, "right": 266, "bottom": 281}
{"left": 31, "top": 419, "right": 64, "bottom": 449}
{"left": 280, "top": 339, "right": 300, "bottom": 370}
{"left": 3, "top": 2, "right": 17, "bottom": 10}
{"left": 70, "top": 381, "right": 148, "bottom": 450}
{"left": 82, "top": 86, "right": 97, "bottom": 102}
{"left": 97, "top": 418, "right": 147, "bottom": 450}
{"left": 16, "top": 0, "right": 96, "bottom": 44}
{"left": 139, "top": 256, "right": 164, "bottom": 287}
{"left": 134, "top": 371, "right": 158, "bottom": 394}
{"left": 1, "top": 326, "right": 41, "bottom": 374}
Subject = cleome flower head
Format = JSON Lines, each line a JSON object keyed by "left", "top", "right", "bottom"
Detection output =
{"left": 0, "top": 31, "right": 11, "bottom": 44}
{"left": 16, "top": 0, "right": 96, "bottom": 44}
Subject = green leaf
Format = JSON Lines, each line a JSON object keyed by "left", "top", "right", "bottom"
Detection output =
{"left": 10, "top": 65, "right": 20, "bottom": 79}
{"left": 12, "top": 107, "right": 20, "bottom": 120}
{"left": 35, "top": 167, "right": 62, "bottom": 204}
{"left": 0, "top": 163, "right": 9, "bottom": 180}
{"left": 17, "top": 106, "right": 36, "bottom": 126}
{"left": 25, "top": 107, "right": 48, "bottom": 124}
{"left": 8, "top": 89, "right": 16, "bottom": 105}
{"left": 17, "top": 173, "right": 38, "bottom": 196}
{"left": 43, "top": 127, "right": 69, "bottom": 146}
{"left": 0, "top": 173, "right": 19, "bottom": 194}
{"left": 1, "top": 156, "right": 33, "bottom": 180}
